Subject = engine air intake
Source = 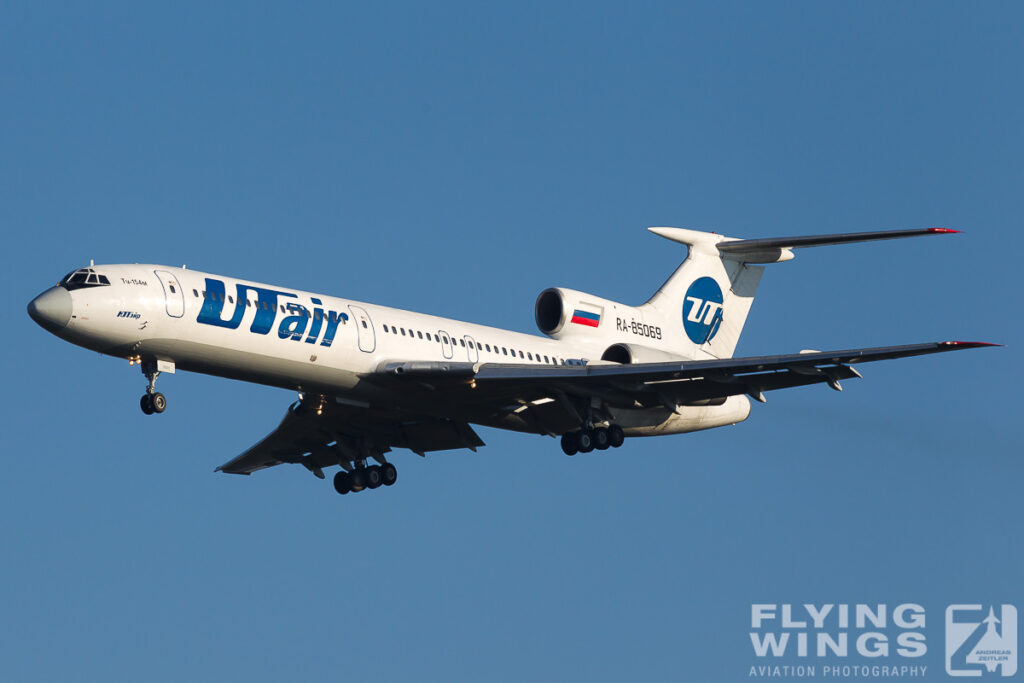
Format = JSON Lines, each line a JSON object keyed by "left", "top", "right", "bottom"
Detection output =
{"left": 535, "top": 288, "right": 565, "bottom": 334}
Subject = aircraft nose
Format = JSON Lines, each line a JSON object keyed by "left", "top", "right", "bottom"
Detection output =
{"left": 27, "top": 287, "right": 72, "bottom": 334}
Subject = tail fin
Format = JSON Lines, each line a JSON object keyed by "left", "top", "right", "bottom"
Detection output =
{"left": 641, "top": 228, "right": 762, "bottom": 359}
{"left": 640, "top": 226, "right": 958, "bottom": 359}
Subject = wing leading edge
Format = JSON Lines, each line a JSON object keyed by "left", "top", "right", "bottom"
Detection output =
{"left": 381, "top": 341, "right": 997, "bottom": 407}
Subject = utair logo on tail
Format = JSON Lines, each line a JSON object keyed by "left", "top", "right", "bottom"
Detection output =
{"left": 683, "top": 276, "right": 724, "bottom": 344}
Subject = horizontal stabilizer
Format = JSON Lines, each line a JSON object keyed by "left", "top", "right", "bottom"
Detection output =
{"left": 718, "top": 227, "right": 958, "bottom": 252}
{"left": 716, "top": 227, "right": 958, "bottom": 263}
{"left": 648, "top": 226, "right": 959, "bottom": 265}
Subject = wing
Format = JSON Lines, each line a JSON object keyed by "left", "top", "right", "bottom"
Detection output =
{"left": 219, "top": 340, "right": 993, "bottom": 475}
{"left": 216, "top": 399, "right": 484, "bottom": 476}
{"left": 376, "top": 341, "right": 995, "bottom": 424}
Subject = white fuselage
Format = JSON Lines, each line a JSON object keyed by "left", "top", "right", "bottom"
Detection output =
{"left": 40, "top": 264, "right": 750, "bottom": 436}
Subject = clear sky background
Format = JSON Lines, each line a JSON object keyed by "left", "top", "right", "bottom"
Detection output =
{"left": 2, "top": 3, "right": 1021, "bottom": 681}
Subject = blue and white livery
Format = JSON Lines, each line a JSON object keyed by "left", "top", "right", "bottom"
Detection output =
{"left": 27, "top": 227, "right": 993, "bottom": 496}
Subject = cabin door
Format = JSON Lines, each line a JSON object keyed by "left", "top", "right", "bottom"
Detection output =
{"left": 347, "top": 305, "right": 376, "bottom": 353}
{"left": 154, "top": 270, "right": 185, "bottom": 318}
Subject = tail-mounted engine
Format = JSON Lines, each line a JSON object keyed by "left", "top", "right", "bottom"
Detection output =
{"left": 535, "top": 288, "right": 631, "bottom": 340}
{"left": 535, "top": 288, "right": 676, "bottom": 359}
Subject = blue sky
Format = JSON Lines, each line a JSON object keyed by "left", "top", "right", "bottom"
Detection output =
{"left": 2, "top": 2, "right": 1020, "bottom": 681}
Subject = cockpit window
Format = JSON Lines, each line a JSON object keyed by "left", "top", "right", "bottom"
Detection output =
{"left": 60, "top": 268, "right": 112, "bottom": 291}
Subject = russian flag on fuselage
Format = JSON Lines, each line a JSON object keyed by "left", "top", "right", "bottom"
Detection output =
{"left": 570, "top": 303, "right": 602, "bottom": 328}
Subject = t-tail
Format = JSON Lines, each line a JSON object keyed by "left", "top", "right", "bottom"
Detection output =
{"left": 639, "top": 226, "right": 960, "bottom": 360}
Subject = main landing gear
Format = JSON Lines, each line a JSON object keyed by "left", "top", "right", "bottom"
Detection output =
{"left": 139, "top": 361, "right": 167, "bottom": 415}
{"left": 560, "top": 424, "right": 625, "bottom": 455}
{"left": 333, "top": 461, "right": 398, "bottom": 495}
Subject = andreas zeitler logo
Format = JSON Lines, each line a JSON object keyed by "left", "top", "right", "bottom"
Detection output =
{"left": 748, "top": 603, "right": 1018, "bottom": 678}
{"left": 946, "top": 605, "right": 1017, "bottom": 677}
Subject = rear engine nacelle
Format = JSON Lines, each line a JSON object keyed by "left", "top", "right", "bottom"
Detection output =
{"left": 600, "top": 342, "right": 685, "bottom": 364}
{"left": 535, "top": 287, "right": 637, "bottom": 339}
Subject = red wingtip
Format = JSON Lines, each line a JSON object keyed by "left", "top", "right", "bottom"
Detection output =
{"left": 943, "top": 341, "right": 1002, "bottom": 347}
{"left": 928, "top": 228, "right": 961, "bottom": 234}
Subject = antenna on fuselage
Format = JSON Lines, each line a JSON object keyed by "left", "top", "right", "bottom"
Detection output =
{"left": 90, "top": 259, "right": 94, "bottom": 267}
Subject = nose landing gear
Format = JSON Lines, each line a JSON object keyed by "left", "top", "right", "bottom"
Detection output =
{"left": 140, "top": 392, "right": 166, "bottom": 415}
{"left": 138, "top": 360, "right": 167, "bottom": 415}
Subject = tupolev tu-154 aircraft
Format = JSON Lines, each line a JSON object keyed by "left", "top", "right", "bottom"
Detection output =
{"left": 27, "top": 227, "right": 993, "bottom": 496}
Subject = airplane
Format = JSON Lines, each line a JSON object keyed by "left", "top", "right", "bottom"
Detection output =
{"left": 27, "top": 226, "right": 993, "bottom": 496}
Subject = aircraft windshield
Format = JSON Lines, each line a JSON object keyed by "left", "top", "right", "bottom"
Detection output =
{"left": 60, "top": 268, "right": 111, "bottom": 291}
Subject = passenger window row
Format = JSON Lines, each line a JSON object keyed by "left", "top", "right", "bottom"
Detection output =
{"left": 380, "top": 323, "right": 566, "bottom": 365}
{"left": 186, "top": 287, "right": 560, "bottom": 362}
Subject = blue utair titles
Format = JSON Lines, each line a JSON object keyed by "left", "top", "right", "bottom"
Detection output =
{"left": 196, "top": 278, "right": 348, "bottom": 347}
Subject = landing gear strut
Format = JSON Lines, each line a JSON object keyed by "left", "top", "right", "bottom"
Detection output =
{"left": 561, "top": 424, "right": 625, "bottom": 455}
{"left": 139, "top": 361, "right": 167, "bottom": 415}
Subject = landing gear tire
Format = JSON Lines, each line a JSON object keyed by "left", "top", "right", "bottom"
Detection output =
{"left": 140, "top": 394, "right": 154, "bottom": 415}
{"left": 608, "top": 424, "right": 625, "bottom": 448}
{"left": 577, "top": 430, "right": 595, "bottom": 453}
{"left": 336, "top": 464, "right": 395, "bottom": 494}
{"left": 365, "top": 465, "right": 383, "bottom": 489}
{"left": 381, "top": 462, "right": 398, "bottom": 486}
{"left": 560, "top": 433, "right": 579, "bottom": 456}
{"left": 150, "top": 392, "right": 166, "bottom": 414}
{"left": 593, "top": 427, "right": 610, "bottom": 450}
